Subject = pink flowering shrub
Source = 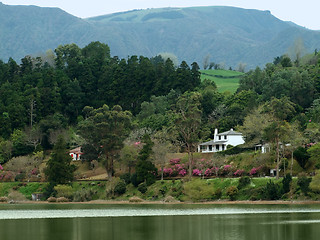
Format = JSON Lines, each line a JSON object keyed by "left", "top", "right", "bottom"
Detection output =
{"left": 204, "top": 167, "right": 219, "bottom": 177}
{"left": 31, "top": 168, "right": 39, "bottom": 175}
{"left": 204, "top": 168, "right": 213, "bottom": 176}
{"left": 0, "top": 171, "right": 15, "bottom": 182}
{"left": 0, "top": 164, "right": 3, "bottom": 170}
{"left": 163, "top": 168, "right": 173, "bottom": 177}
{"left": 250, "top": 166, "right": 262, "bottom": 176}
{"left": 223, "top": 165, "right": 232, "bottom": 171}
{"left": 179, "top": 169, "right": 187, "bottom": 176}
{"left": 220, "top": 164, "right": 233, "bottom": 177}
{"left": 170, "top": 158, "right": 181, "bottom": 165}
{"left": 173, "top": 164, "right": 185, "bottom": 171}
{"left": 234, "top": 169, "right": 245, "bottom": 177}
{"left": 192, "top": 169, "right": 201, "bottom": 176}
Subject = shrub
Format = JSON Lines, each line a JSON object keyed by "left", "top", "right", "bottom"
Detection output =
{"left": 226, "top": 186, "right": 238, "bottom": 201}
{"left": 159, "top": 185, "right": 167, "bottom": 197}
{"left": 54, "top": 185, "right": 73, "bottom": 199}
{"left": 129, "top": 196, "right": 143, "bottom": 202}
{"left": 213, "top": 188, "right": 222, "bottom": 199}
{"left": 282, "top": 174, "right": 292, "bottom": 194}
{"left": 31, "top": 168, "right": 39, "bottom": 175}
{"left": 0, "top": 171, "right": 15, "bottom": 182}
{"left": 192, "top": 169, "right": 201, "bottom": 176}
{"left": 310, "top": 170, "right": 320, "bottom": 193}
{"left": 238, "top": 176, "right": 251, "bottom": 189}
{"left": 138, "top": 182, "right": 148, "bottom": 194}
{"left": 120, "top": 173, "right": 131, "bottom": 185}
{"left": 250, "top": 166, "right": 263, "bottom": 176}
{"left": 234, "top": 169, "right": 245, "bottom": 177}
{"left": 0, "top": 197, "right": 8, "bottom": 202}
{"left": 57, "top": 197, "right": 69, "bottom": 202}
{"left": 130, "top": 173, "right": 139, "bottom": 187}
{"left": 73, "top": 189, "right": 96, "bottom": 202}
{"left": 164, "top": 195, "right": 179, "bottom": 203}
{"left": 170, "top": 158, "right": 181, "bottom": 165}
{"left": 297, "top": 174, "right": 311, "bottom": 195}
{"left": 47, "top": 197, "right": 57, "bottom": 202}
{"left": 114, "top": 181, "right": 126, "bottom": 195}
{"left": 263, "top": 180, "right": 281, "bottom": 200}
{"left": 8, "top": 191, "right": 27, "bottom": 201}
{"left": 163, "top": 168, "right": 173, "bottom": 177}
{"left": 178, "top": 169, "right": 187, "bottom": 176}
{"left": 14, "top": 173, "right": 26, "bottom": 182}
{"left": 106, "top": 177, "right": 122, "bottom": 198}
{"left": 293, "top": 147, "right": 310, "bottom": 169}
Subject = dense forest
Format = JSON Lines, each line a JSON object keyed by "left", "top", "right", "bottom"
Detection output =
{"left": 1, "top": 41, "right": 320, "bottom": 186}
{"left": 0, "top": 42, "right": 200, "bottom": 153}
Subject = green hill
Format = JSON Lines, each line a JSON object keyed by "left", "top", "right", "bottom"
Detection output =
{"left": 201, "top": 70, "right": 244, "bottom": 93}
{"left": 1, "top": 3, "right": 320, "bottom": 69}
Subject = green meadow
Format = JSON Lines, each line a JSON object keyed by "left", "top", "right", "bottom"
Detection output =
{"left": 200, "top": 69, "right": 244, "bottom": 93}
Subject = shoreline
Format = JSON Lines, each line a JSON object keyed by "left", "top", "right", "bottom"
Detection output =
{"left": 3, "top": 199, "right": 320, "bottom": 205}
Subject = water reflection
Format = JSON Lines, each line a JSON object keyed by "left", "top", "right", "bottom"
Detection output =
{"left": 0, "top": 204, "right": 320, "bottom": 240}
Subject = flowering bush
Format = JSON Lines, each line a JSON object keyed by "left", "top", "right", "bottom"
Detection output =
{"left": 173, "top": 163, "right": 185, "bottom": 171}
{"left": 192, "top": 169, "right": 201, "bottom": 176}
{"left": 0, "top": 171, "right": 15, "bottom": 182}
{"left": 170, "top": 158, "right": 181, "bottom": 165}
{"left": 204, "top": 167, "right": 219, "bottom": 177}
{"left": 250, "top": 166, "right": 262, "bottom": 176}
{"left": 179, "top": 169, "right": 187, "bottom": 176}
{"left": 234, "top": 169, "right": 245, "bottom": 177}
{"left": 163, "top": 168, "right": 173, "bottom": 177}
{"left": 31, "top": 168, "right": 39, "bottom": 175}
{"left": 0, "top": 164, "right": 3, "bottom": 170}
{"left": 204, "top": 168, "right": 213, "bottom": 176}
{"left": 223, "top": 165, "right": 232, "bottom": 171}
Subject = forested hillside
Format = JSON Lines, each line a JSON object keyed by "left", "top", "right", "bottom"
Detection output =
{"left": 1, "top": 40, "right": 320, "bottom": 201}
{"left": 1, "top": 3, "right": 320, "bottom": 68}
{"left": 0, "top": 42, "right": 200, "bottom": 152}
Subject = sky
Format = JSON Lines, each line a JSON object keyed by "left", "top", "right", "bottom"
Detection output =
{"left": 2, "top": 0, "right": 320, "bottom": 30}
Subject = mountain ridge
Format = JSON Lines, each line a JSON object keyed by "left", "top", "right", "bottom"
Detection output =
{"left": 1, "top": 3, "right": 320, "bottom": 68}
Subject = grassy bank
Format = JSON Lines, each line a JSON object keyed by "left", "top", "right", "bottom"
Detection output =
{"left": 0, "top": 175, "right": 319, "bottom": 203}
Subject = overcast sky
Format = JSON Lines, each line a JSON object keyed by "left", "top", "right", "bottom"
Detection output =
{"left": 2, "top": 0, "right": 320, "bottom": 30}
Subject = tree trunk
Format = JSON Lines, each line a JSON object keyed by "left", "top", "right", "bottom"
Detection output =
{"left": 161, "top": 168, "right": 164, "bottom": 181}
{"left": 105, "top": 155, "right": 113, "bottom": 180}
{"left": 276, "top": 138, "right": 280, "bottom": 179}
{"left": 188, "top": 146, "right": 192, "bottom": 180}
{"left": 291, "top": 150, "right": 294, "bottom": 176}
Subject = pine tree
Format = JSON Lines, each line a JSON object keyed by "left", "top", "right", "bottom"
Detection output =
{"left": 135, "top": 135, "right": 157, "bottom": 186}
{"left": 45, "top": 135, "right": 75, "bottom": 185}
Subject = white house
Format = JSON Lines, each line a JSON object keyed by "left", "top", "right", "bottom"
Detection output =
{"left": 198, "top": 128, "right": 245, "bottom": 153}
{"left": 69, "top": 147, "right": 82, "bottom": 161}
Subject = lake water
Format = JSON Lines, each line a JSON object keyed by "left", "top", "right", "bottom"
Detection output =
{"left": 1, "top": 203, "right": 320, "bottom": 240}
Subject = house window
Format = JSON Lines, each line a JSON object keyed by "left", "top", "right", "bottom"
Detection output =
{"left": 209, "top": 145, "right": 213, "bottom": 151}
{"left": 224, "top": 135, "right": 227, "bottom": 140}
{"left": 200, "top": 145, "right": 206, "bottom": 151}
{"left": 216, "top": 145, "right": 219, "bottom": 151}
{"left": 222, "top": 145, "right": 225, "bottom": 151}
{"left": 219, "top": 136, "right": 221, "bottom": 140}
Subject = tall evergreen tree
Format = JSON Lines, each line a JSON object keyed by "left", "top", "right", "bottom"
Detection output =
{"left": 45, "top": 135, "right": 75, "bottom": 185}
{"left": 135, "top": 134, "right": 157, "bottom": 186}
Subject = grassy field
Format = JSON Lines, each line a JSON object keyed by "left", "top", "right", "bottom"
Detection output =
{"left": 200, "top": 69, "right": 244, "bottom": 93}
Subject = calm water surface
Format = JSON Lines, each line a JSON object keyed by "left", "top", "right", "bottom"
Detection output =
{"left": 0, "top": 203, "right": 320, "bottom": 240}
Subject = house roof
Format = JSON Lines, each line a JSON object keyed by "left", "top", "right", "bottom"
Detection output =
{"left": 69, "top": 146, "right": 82, "bottom": 154}
{"left": 217, "top": 129, "right": 242, "bottom": 136}
{"left": 199, "top": 140, "right": 228, "bottom": 146}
